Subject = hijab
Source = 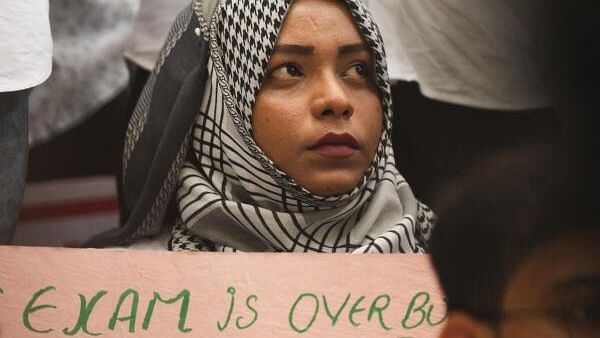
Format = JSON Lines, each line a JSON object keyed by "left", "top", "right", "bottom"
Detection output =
{"left": 83, "top": 0, "right": 435, "bottom": 253}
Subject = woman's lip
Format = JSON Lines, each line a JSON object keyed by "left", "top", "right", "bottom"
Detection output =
{"left": 309, "top": 133, "right": 359, "bottom": 158}
{"left": 310, "top": 132, "right": 359, "bottom": 149}
{"left": 311, "top": 144, "right": 356, "bottom": 158}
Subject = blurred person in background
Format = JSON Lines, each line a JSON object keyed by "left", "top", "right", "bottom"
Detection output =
{"left": 429, "top": 1, "right": 600, "bottom": 336}
{"left": 24, "top": 0, "right": 188, "bottom": 229}
{"left": 0, "top": 0, "right": 52, "bottom": 244}
{"left": 367, "top": 0, "right": 560, "bottom": 208}
{"left": 26, "top": 0, "right": 138, "bottom": 181}
{"left": 430, "top": 145, "right": 599, "bottom": 338}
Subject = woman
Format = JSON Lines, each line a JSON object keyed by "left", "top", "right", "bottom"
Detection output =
{"left": 83, "top": 0, "right": 434, "bottom": 252}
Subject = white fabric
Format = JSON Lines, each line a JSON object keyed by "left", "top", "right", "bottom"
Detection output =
{"left": 368, "top": 0, "right": 550, "bottom": 110}
{"left": 124, "top": 0, "right": 190, "bottom": 71}
{"left": 118, "top": 232, "right": 170, "bottom": 251}
{"left": 0, "top": 0, "right": 52, "bottom": 92}
{"left": 361, "top": 0, "right": 416, "bottom": 82}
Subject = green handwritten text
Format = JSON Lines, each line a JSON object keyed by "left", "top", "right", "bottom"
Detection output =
{"left": 23, "top": 286, "right": 57, "bottom": 334}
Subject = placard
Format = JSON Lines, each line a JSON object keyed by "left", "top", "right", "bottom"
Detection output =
{"left": 0, "top": 246, "right": 446, "bottom": 337}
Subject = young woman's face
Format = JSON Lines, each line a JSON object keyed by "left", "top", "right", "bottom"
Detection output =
{"left": 252, "top": 0, "right": 383, "bottom": 196}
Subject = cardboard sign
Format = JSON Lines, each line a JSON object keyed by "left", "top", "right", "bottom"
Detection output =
{"left": 0, "top": 246, "right": 446, "bottom": 337}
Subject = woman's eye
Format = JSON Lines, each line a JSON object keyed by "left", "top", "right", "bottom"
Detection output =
{"left": 344, "top": 63, "right": 370, "bottom": 80}
{"left": 268, "top": 64, "right": 303, "bottom": 79}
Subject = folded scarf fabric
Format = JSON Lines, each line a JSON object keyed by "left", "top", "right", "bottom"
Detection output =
{"left": 83, "top": 0, "right": 435, "bottom": 253}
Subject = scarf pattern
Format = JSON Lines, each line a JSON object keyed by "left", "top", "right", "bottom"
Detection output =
{"left": 170, "top": 0, "right": 434, "bottom": 253}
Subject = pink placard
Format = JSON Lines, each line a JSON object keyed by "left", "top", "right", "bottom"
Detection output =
{"left": 0, "top": 246, "right": 446, "bottom": 337}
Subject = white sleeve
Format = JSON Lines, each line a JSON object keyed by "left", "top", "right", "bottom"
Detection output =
{"left": 367, "top": 0, "right": 550, "bottom": 110}
{"left": 0, "top": 0, "right": 52, "bottom": 91}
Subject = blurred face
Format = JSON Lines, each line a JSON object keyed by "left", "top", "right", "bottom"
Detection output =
{"left": 499, "top": 228, "right": 600, "bottom": 338}
{"left": 252, "top": 0, "right": 383, "bottom": 196}
{"left": 440, "top": 228, "right": 600, "bottom": 338}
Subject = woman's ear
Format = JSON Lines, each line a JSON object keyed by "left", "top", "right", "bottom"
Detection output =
{"left": 438, "top": 312, "right": 496, "bottom": 338}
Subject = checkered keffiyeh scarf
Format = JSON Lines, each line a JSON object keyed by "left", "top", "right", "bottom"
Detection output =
{"left": 83, "top": 0, "right": 435, "bottom": 252}
{"left": 171, "top": 0, "right": 434, "bottom": 253}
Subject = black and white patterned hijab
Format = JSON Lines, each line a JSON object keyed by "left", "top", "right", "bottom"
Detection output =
{"left": 82, "top": 0, "right": 434, "bottom": 252}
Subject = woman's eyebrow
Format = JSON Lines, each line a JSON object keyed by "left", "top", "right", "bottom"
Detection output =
{"left": 272, "top": 44, "right": 314, "bottom": 55}
{"left": 271, "top": 43, "right": 369, "bottom": 56}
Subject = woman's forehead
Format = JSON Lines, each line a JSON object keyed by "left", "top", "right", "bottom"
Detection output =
{"left": 284, "top": 0, "right": 355, "bottom": 25}
{"left": 276, "top": 0, "right": 365, "bottom": 46}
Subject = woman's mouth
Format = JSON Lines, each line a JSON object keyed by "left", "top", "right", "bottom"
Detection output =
{"left": 309, "top": 133, "right": 359, "bottom": 158}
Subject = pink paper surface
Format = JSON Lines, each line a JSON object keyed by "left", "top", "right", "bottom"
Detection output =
{"left": 0, "top": 246, "right": 446, "bottom": 337}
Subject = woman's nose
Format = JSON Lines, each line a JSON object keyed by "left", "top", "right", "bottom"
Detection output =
{"left": 310, "top": 73, "right": 353, "bottom": 119}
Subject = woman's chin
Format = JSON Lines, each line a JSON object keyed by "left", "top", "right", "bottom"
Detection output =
{"left": 300, "top": 174, "right": 362, "bottom": 197}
